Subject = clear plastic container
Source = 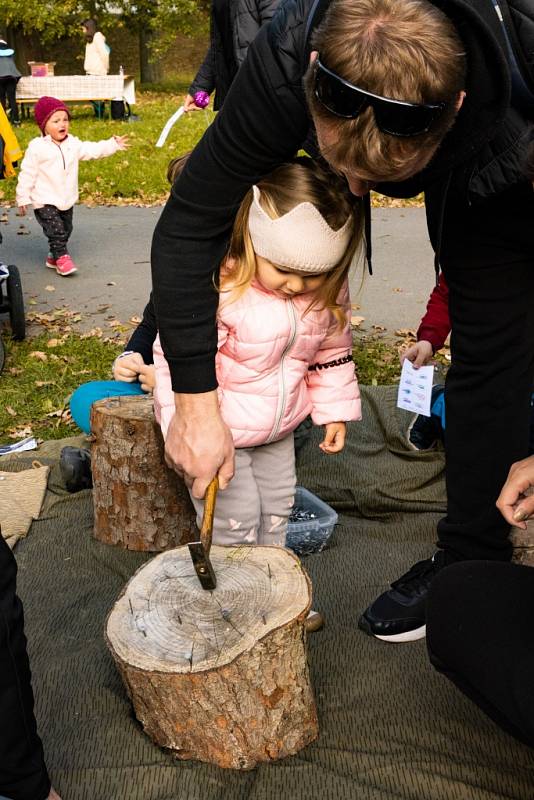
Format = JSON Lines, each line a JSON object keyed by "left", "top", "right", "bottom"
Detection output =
{"left": 286, "top": 486, "right": 338, "bottom": 556}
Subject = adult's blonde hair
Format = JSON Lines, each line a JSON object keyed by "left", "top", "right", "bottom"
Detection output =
{"left": 221, "top": 159, "right": 362, "bottom": 327}
{"left": 305, "top": 0, "right": 466, "bottom": 181}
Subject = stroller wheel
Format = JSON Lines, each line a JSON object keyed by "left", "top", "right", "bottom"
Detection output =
{"left": 7, "top": 265, "right": 25, "bottom": 340}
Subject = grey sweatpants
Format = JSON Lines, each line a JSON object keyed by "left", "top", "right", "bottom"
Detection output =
{"left": 189, "top": 434, "right": 296, "bottom": 546}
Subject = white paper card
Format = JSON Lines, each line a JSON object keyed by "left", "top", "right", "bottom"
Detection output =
{"left": 397, "top": 360, "right": 434, "bottom": 417}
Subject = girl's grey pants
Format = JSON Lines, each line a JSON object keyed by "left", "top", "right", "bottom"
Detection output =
{"left": 189, "top": 433, "right": 296, "bottom": 546}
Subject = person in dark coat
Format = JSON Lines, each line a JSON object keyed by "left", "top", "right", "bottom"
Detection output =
{"left": 426, "top": 454, "right": 534, "bottom": 747}
{"left": 0, "top": 37, "right": 21, "bottom": 126}
{"left": 184, "top": 0, "right": 281, "bottom": 111}
{"left": 151, "top": 0, "right": 534, "bottom": 646}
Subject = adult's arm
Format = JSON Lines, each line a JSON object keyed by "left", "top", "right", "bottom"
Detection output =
{"left": 188, "top": 46, "right": 216, "bottom": 97}
{"left": 496, "top": 456, "right": 534, "bottom": 527}
{"left": 150, "top": 10, "right": 310, "bottom": 492}
{"left": 416, "top": 272, "right": 450, "bottom": 352}
{"left": 124, "top": 293, "right": 156, "bottom": 364}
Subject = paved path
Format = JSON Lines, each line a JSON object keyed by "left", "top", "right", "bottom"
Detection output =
{"left": 1, "top": 205, "right": 435, "bottom": 338}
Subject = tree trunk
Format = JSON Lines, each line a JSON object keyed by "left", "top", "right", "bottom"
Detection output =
{"left": 91, "top": 394, "right": 196, "bottom": 551}
{"left": 511, "top": 489, "right": 534, "bottom": 566}
{"left": 106, "top": 544, "right": 318, "bottom": 769}
{"left": 139, "top": 28, "right": 163, "bottom": 84}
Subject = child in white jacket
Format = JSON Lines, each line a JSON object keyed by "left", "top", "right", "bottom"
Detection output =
{"left": 16, "top": 96, "right": 128, "bottom": 276}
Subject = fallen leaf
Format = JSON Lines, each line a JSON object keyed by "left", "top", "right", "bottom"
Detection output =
{"left": 8, "top": 426, "right": 33, "bottom": 439}
{"left": 395, "top": 328, "right": 417, "bottom": 338}
{"left": 5, "top": 406, "right": 17, "bottom": 416}
{"left": 28, "top": 298, "right": 37, "bottom": 305}
{"left": 35, "top": 380, "right": 55, "bottom": 387}
{"left": 392, "top": 287, "right": 404, "bottom": 293}
{"left": 130, "top": 315, "right": 142, "bottom": 324}
{"left": 47, "top": 338, "right": 60, "bottom": 348}
{"left": 45, "top": 285, "right": 56, "bottom": 292}
{"left": 372, "top": 324, "right": 386, "bottom": 332}
{"left": 17, "top": 224, "right": 30, "bottom": 235}
{"left": 351, "top": 315, "right": 366, "bottom": 327}
{"left": 106, "top": 281, "right": 116, "bottom": 286}
{"left": 29, "top": 351, "right": 48, "bottom": 361}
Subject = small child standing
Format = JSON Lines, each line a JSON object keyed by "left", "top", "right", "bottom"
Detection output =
{"left": 154, "top": 159, "right": 362, "bottom": 555}
{"left": 16, "top": 96, "right": 128, "bottom": 276}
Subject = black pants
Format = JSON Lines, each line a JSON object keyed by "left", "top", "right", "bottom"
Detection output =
{"left": 0, "top": 77, "right": 19, "bottom": 124}
{"left": 34, "top": 205, "right": 73, "bottom": 260}
{"left": 0, "top": 535, "right": 50, "bottom": 800}
{"left": 436, "top": 181, "right": 534, "bottom": 561}
{"left": 427, "top": 560, "right": 534, "bottom": 747}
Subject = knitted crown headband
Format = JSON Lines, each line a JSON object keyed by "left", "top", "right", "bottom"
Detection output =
{"left": 248, "top": 186, "right": 353, "bottom": 273}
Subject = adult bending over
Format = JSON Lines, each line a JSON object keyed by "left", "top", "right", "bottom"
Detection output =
{"left": 427, "top": 456, "right": 534, "bottom": 747}
{"left": 151, "top": 0, "right": 534, "bottom": 643}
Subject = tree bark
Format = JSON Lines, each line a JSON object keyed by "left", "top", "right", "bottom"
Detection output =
{"left": 106, "top": 544, "right": 319, "bottom": 769}
{"left": 510, "top": 487, "right": 534, "bottom": 566}
{"left": 91, "top": 394, "right": 196, "bottom": 551}
{"left": 139, "top": 28, "right": 163, "bottom": 83}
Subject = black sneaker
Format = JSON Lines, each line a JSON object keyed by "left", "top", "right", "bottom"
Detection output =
{"left": 60, "top": 446, "right": 92, "bottom": 492}
{"left": 358, "top": 552, "right": 447, "bottom": 642}
{"left": 408, "top": 384, "right": 445, "bottom": 450}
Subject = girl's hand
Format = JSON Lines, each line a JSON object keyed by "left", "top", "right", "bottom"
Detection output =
{"left": 113, "top": 352, "right": 145, "bottom": 382}
{"left": 183, "top": 94, "right": 203, "bottom": 112}
{"left": 47, "top": 788, "right": 62, "bottom": 800}
{"left": 496, "top": 456, "right": 534, "bottom": 528}
{"left": 18, "top": 205, "right": 27, "bottom": 216}
{"left": 113, "top": 134, "right": 130, "bottom": 150}
{"left": 139, "top": 364, "right": 156, "bottom": 393}
{"left": 400, "top": 339, "right": 433, "bottom": 368}
{"left": 319, "top": 422, "right": 346, "bottom": 453}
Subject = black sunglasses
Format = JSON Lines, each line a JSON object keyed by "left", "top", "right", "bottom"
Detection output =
{"left": 314, "top": 57, "right": 447, "bottom": 137}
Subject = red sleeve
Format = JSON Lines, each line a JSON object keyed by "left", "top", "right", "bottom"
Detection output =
{"left": 416, "top": 273, "right": 451, "bottom": 352}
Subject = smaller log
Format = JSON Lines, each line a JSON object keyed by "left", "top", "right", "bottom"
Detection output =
{"left": 106, "top": 545, "right": 318, "bottom": 769}
{"left": 91, "top": 394, "right": 196, "bottom": 551}
{"left": 511, "top": 487, "right": 534, "bottom": 567}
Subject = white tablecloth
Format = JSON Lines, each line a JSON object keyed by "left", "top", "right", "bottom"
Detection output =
{"left": 17, "top": 75, "right": 136, "bottom": 105}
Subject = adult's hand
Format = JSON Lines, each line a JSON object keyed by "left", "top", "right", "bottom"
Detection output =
{"left": 183, "top": 94, "right": 203, "bottom": 112}
{"left": 496, "top": 456, "right": 534, "bottom": 528}
{"left": 47, "top": 788, "right": 62, "bottom": 800}
{"left": 165, "top": 390, "right": 234, "bottom": 498}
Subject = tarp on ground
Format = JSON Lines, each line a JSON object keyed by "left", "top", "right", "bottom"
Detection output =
{"left": 4, "top": 387, "right": 533, "bottom": 800}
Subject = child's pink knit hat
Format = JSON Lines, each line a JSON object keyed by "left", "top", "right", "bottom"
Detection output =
{"left": 34, "top": 96, "right": 71, "bottom": 133}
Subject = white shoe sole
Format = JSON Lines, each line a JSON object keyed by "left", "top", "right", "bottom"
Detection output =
{"left": 46, "top": 260, "right": 56, "bottom": 269}
{"left": 374, "top": 624, "right": 426, "bottom": 643}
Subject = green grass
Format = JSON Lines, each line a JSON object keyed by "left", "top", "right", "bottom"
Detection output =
{"left": 0, "top": 332, "right": 121, "bottom": 441}
{"left": 1, "top": 84, "right": 215, "bottom": 207}
{"left": 0, "top": 330, "right": 413, "bottom": 442}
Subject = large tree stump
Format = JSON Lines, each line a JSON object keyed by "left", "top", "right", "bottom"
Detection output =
{"left": 91, "top": 394, "right": 196, "bottom": 551}
{"left": 511, "top": 488, "right": 534, "bottom": 566}
{"left": 106, "top": 544, "right": 318, "bottom": 769}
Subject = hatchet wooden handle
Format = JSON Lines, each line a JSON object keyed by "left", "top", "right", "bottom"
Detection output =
{"left": 200, "top": 476, "right": 218, "bottom": 554}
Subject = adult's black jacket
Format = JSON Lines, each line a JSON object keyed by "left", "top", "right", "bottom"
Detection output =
{"left": 188, "top": 0, "right": 281, "bottom": 108}
{"left": 152, "top": 0, "right": 532, "bottom": 394}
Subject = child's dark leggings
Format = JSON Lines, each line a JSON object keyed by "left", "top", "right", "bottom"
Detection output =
{"left": 0, "top": 534, "right": 50, "bottom": 800}
{"left": 427, "top": 560, "right": 534, "bottom": 748}
{"left": 34, "top": 205, "right": 73, "bottom": 259}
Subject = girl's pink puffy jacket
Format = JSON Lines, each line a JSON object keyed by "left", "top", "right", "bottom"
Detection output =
{"left": 153, "top": 279, "right": 361, "bottom": 448}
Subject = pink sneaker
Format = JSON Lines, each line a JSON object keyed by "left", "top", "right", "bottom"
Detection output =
{"left": 46, "top": 253, "right": 57, "bottom": 269}
{"left": 55, "top": 254, "right": 78, "bottom": 276}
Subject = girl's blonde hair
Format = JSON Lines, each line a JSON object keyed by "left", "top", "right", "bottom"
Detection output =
{"left": 221, "top": 159, "right": 362, "bottom": 327}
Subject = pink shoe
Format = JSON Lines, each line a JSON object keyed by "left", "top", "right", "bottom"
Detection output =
{"left": 46, "top": 253, "right": 57, "bottom": 269}
{"left": 55, "top": 254, "right": 78, "bottom": 276}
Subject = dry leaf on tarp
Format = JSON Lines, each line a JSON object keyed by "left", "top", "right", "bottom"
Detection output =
{"left": 0, "top": 464, "right": 50, "bottom": 548}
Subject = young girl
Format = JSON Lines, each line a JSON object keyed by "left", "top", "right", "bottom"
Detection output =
{"left": 16, "top": 96, "right": 128, "bottom": 276}
{"left": 153, "top": 159, "right": 362, "bottom": 570}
